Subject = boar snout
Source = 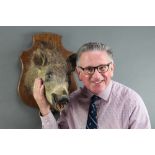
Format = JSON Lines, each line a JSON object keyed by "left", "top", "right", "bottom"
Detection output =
{"left": 52, "top": 93, "right": 69, "bottom": 104}
{"left": 52, "top": 93, "right": 69, "bottom": 112}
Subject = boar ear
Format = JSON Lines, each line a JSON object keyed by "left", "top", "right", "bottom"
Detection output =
{"left": 66, "top": 53, "right": 77, "bottom": 72}
{"left": 33, "top": 49, "right": 48, "bottom": 67}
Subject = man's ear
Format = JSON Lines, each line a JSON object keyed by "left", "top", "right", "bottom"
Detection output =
{"left": 66, "top": 53, "right": 77, "bottom": 73}
{"left": 76, "top": 67, "right": 82, "bottom": 81}
{"left": 110, "top": 63, "right": 115, "bottom": 77}
{"left": 111, "top": 63, "right": 115, "bottom": 71}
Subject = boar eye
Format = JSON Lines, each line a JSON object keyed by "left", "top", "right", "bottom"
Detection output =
{"left": 45, "top": 72, "right": 53, "bottom": 81}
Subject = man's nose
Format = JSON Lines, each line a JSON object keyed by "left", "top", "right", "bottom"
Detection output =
{"left": 91, "top": 68, "right": 102, "bottom": 78}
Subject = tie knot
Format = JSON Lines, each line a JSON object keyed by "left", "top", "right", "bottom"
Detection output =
{"left": 91, "top": 95, "right": 101, "bottom": 103}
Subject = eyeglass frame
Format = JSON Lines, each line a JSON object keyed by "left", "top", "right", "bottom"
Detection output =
{"left": 78, "top": 62, "right": 112, "bottom": 75}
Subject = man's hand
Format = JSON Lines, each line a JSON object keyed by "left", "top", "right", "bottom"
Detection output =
{"left": 33, "top": 78, "right": 50, "bottom": 116}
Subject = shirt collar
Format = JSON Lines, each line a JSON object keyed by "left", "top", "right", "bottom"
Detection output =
{"left": 98, "top": 80, "right": 113, "bottom": 101}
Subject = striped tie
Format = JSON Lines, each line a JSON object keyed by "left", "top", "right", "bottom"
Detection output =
{"left": 86, "top": 95, "right": 100, "bottom": 129}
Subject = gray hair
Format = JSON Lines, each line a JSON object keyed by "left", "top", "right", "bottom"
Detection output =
{"left": 76, "top": 42, "right": 113, "bottom": 65}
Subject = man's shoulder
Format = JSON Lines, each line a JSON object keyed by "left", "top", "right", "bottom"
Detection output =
{"left": 69, "top": 86, "right": 90, "bottom": 101}
{"left": 112, "top": 80, "right": 131, "bottom": 93}
{"left": 112, "top": 81, "right": 142, "bottom": 100}
{"left": 69, "top": 87, "right": 84, "bottom": 99}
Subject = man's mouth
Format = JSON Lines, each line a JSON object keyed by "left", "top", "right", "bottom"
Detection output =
{"left": 92, "top": 79, "right": 104, "bottom": 84}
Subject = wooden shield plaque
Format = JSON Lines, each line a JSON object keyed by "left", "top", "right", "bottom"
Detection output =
{"left": 18, "top": 32, "right": 77, "bottom": 108}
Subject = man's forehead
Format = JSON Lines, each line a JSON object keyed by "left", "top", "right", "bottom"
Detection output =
{"left": 79, "top": 51, "right": 111, "bottom": 66}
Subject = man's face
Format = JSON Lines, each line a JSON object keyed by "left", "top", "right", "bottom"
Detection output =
{"left": 76, "top": 51, "right": 114, "bottom": 94}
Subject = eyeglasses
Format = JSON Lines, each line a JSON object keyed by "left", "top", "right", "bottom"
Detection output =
{"left": 78, "top": 62, "right": 112, "bottom": 75}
